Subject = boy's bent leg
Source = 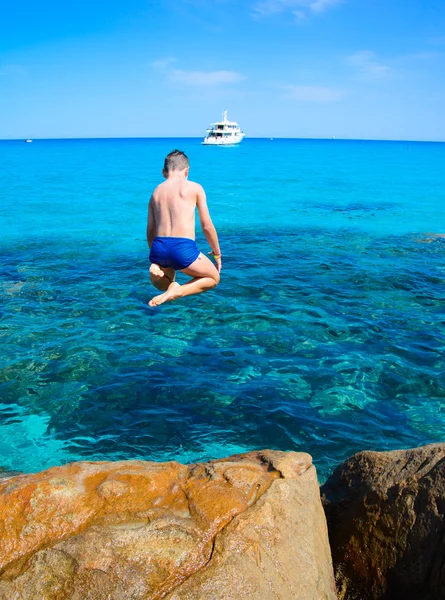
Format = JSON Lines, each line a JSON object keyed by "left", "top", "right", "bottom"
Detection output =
{"left": 149, "top": 265, "right": 175, "bottom": 292}
{"left": 148, "top": 254, "right": 219, "bottom": 307}
{"left": 179, "top": 253, "right": 220, "bottom": 298}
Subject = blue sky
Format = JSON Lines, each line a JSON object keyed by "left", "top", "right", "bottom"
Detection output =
{"left": 1, "top": 0, "right": 444, "bottom": 140}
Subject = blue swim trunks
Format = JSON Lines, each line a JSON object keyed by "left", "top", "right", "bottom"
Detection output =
{"left": 149, "top": 237, "right": 200, "bottom": 271}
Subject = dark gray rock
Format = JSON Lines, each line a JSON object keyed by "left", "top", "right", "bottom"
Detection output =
{"left": 321, "top": 443, "right": 445, "bottom": 600}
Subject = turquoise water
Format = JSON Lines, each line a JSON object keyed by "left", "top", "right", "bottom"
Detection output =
{"left": 1, "top": 138, "right": 444, "bottom": 481}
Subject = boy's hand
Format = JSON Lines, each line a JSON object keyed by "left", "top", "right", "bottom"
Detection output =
{"left": 209, "top": 251, "right": 222, "bottom": 273}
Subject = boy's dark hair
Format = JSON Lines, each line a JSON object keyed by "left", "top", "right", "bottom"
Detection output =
{"left": 164, "top": 150, "right": 189, "bottom": 173}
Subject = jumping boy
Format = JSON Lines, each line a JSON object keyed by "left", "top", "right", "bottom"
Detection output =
{"left": 147, "top": 150, "right": 221, "bottom": 307}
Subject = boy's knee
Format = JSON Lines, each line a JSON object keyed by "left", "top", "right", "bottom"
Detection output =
{"left": 207, "top": 274, "right": 219, "bottom": 290}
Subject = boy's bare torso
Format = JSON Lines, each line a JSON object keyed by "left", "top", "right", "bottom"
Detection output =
{"left": 151, "top": 178, "right": 201, "bottom": 239}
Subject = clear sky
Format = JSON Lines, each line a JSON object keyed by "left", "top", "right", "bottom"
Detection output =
{"left": 1, "top": 0, "right": 444, "bottom": 140}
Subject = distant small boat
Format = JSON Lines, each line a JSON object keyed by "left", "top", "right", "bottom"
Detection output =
{"left": 25, "top": 139, "right": 33, "bottom": 143}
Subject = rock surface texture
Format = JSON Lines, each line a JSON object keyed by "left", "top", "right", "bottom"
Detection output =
{"left": 321, "top": 443, "right": 445, "bottom": 600}
{"left": 0, "top": 450, "right": 336, "bottom": 599}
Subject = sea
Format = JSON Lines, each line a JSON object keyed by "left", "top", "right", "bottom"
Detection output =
{"left": 1, "top": 137, "right": 444, "bottom": 481}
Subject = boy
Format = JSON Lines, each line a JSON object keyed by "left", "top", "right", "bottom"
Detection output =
{"left": 147, "top": 150, "right": 221, "bottom": 307}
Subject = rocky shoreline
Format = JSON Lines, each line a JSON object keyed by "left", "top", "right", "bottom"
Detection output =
{"left": 0, "top": 444, "right": 443, "bottom": 599}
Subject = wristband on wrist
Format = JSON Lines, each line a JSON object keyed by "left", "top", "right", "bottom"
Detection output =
{"left": 212, "top": 252, "right": 221, "bottom": 259}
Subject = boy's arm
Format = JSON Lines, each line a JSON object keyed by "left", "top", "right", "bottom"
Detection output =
{"left": 196, "top": 185, "right": 222, "bottom": 271}
{"left": 147, "top": 196, "right": 156, "bottom": 248}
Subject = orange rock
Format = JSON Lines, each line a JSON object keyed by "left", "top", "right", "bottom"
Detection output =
{"left": 0, "top": 451, "right": 336, "bottom": 599}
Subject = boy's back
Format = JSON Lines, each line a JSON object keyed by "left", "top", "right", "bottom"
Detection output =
{"left": 150, "top": 178, "right": 200, "bottom": 240}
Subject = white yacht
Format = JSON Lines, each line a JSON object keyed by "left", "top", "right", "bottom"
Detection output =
{"left": 202, "top": 110, "right": 245, "bottom": 145}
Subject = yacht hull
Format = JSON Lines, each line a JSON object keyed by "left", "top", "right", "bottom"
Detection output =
{"left": 202, "top": 136, "right": 245, "bottom": 146}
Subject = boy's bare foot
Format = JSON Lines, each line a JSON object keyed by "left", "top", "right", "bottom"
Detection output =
{"left": 149, "top": 263, "right": 165, "bottom": 281}
{"left": 148, "top": 282, "right": 182, "bottom": 307}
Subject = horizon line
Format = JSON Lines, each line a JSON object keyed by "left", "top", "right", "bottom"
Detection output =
{"left": 1, "top": 136, "right": 444, "bottom": 144}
